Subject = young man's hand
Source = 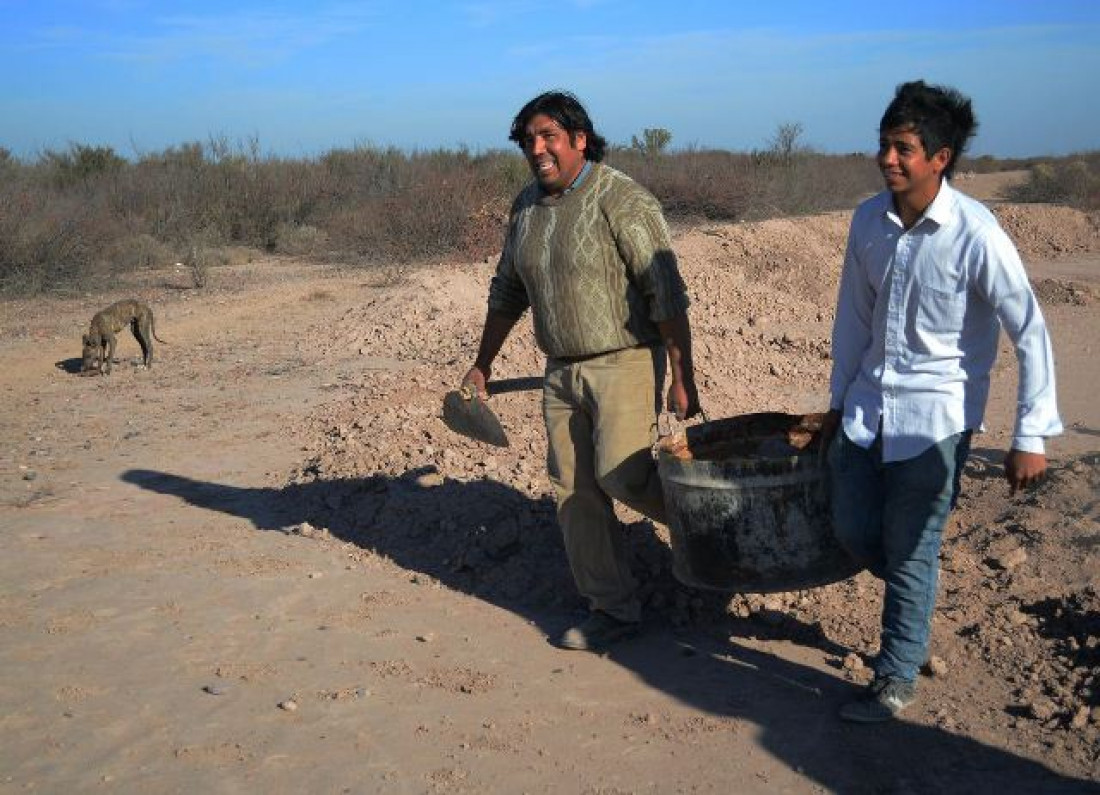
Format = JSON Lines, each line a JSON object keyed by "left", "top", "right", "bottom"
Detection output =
{"left": 1004, "top": 449, "right": 1047, "bottom": 495}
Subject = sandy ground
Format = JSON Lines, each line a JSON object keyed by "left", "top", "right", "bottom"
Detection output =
{"left": 1, "top": 173, "right": 1098, "bottom": 793}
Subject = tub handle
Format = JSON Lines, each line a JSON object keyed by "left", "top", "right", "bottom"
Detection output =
{"left": 657, "top": 407, "right": 710, "bottom": 441}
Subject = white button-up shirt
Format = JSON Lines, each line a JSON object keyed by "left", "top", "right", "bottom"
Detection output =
{"left": 829, "top": 180, "right": 1062, "bottom": 462}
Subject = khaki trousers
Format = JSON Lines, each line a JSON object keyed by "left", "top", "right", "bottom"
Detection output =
{"left": 542, "top": 346, "right": 667, "bottom": 623}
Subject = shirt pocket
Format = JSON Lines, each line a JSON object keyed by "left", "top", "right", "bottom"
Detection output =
{"left": 915, "top": 283, "right": 967, "bottom": 334}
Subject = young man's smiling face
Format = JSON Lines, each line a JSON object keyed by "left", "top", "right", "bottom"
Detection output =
{"left": 522, "top": 113, "right": 587, "bottom": 197}
{"left": 877, "top": 125, "right": 951, "bottom": 208}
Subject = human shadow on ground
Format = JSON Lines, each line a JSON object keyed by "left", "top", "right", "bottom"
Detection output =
{"left": 121, "top": 467, "right": 1091, "bottom": 794}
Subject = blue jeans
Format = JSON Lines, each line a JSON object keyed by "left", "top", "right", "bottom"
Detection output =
{"left": 828, "top": 430, "right": 971, "bottom": 683}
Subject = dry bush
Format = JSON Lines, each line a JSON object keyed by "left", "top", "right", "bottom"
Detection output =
{"left": 609, "top": 148, "right": 880, "bottom": 221}
{"left": 275, "top": 223, "right": 330, "bottom": 256}
{"left": 0, "top": 178, "right": 124, "bottom": 296}
{"left": 751, "top": 153, "right": 882, "bottom": 219}
{"left": 958, "top": 154, "right": 1038, "bottom": 174}
{"left": 42, "top": 143, "right": 126, "bottom": 189}
{"left": 1008, "top": 153, "right": 1100, "bottom": 210}
{"left": 109, "top": 233, "right": 176, "bottom": 272}
{"left": 181, "top": 226, "right": 229, "bottom": 289}
{"left": 183, "top": 242, "right": 210, "bottom": 289}
{"left": 323, "top": 187, "right": 470, "bottom": 263}
{"left": 114, "top": 139, "right": 328, "bottom": 255}
{"left": 317, "top": 146, "right": 519, "bottom": 264}
{"left": 0, "top": 136, "right": 886, "bottom": 297}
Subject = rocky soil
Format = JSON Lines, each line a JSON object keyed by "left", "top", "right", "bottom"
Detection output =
{"left": 287, "top": 196, "right": 1100, "bottom": 783}
{"left": 1, "top": 173, "right": 1097, "bottom": 792}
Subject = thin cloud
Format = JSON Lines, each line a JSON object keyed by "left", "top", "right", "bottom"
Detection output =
{"left": 461, "top": 0, "right": 612, "bottom": 28}
{"left": 499, "top": 22, "right": 1097, "bottom": 70}
{"left": 20, "top": 6, "right": 382, "bottom": 66}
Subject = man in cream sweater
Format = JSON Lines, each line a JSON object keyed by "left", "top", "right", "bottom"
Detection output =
{"left": 463, "top": 90, "right": 700, "bottom": 651}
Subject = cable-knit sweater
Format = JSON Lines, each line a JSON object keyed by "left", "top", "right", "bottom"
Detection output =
{"left": 488, "top": 162, "right": 690, "bottom": 359}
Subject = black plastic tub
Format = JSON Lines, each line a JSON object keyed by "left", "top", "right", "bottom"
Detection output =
{"left": 656, "top": 412, "right": 860, "bottom": 593}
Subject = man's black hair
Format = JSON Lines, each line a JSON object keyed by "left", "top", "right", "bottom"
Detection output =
{"left": 880, "top": 80, "right": 978, "bottom": 179}
{"left": 509, "top": 90, "right": 608, "bottom": 162}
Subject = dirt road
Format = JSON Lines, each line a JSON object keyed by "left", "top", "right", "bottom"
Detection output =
{"left": 1, "top": 189, "right": 1097, "bottom": 792}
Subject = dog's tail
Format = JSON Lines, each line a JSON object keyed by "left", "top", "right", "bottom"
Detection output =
{"left": 151, "top": 314, "right": 169, "bottom": 345}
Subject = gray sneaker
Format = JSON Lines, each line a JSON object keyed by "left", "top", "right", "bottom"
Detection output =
{"left": 557, "top": 611, "right": 640, "bottom": 652}
{"left": 839, "top": 676, "right": 917, "bottom": 723}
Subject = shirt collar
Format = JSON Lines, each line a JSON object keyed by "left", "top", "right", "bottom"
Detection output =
{"left": 923, "top": 178, "right": 957, "bottom": 227}
{"left": 882, "top": 178, "right": 957, "bottom": 230}
{"left": 562, "top": 160, "right": 593, "bottom": 195}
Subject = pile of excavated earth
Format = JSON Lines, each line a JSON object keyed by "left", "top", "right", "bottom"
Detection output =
{"left": 285, "top": 195, "right": 1099, "bottom": 779}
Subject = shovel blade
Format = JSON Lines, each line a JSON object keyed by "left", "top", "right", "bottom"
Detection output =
{"left": 442, "top": 389, "right": 509, "bottom": 447}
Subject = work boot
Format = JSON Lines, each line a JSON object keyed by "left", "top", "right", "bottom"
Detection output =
{"left": 556, "top": 611, "right": 640, "bottom": 652}
{"left": 839, "top": 676, "right": 916, "bottom": 723}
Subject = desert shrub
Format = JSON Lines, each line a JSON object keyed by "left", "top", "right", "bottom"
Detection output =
{"left": 1008, "top": 153, "right": 1100, "bottom": 210}
{"left": 610, "top": 119, "right": 878, "bottom": 220}
{"left": 185, "top": 245, "right": 209, "bottom": 289}
{"left": 181, "top": 226, "right": 229, "bottom": 289}
{"left": 0, "top": 148, "right": 16, "bottom": 179}
{"left": 958, "top": 154, "right": 1039, "bottom": 174}
{"left": 320, "top": 144, "right": 407, "bottom": 199}
{"left": 324, "top": 185, "right": 471, "bottom": 263}
{"left": 215, "top": 152, "right": 327, "bottom": 250}
{"left": 761, "top": 122, "right": 808, "bottom": 167}
{"left": 0, "top": 179, "right": 125, "bottom": 296}
{"left": 108, "top": 233, "right": 176, "bottom": 272}
{"left": 0, "top": 134, "right": 889, "bottom": 297}
{"left": 631, "top": 128, "right": 673, "bottom": 155}
{"left": 608, "top": 148, "right": 880, "bottom": 221}
{"left": 274, "top": 223, "right": 330, "bottom": 256}
{"left": 117, "top": 139, "right": 329, "bottom": 253}
{"left": 41, "top": 143, "right": 126, "bottom": 189}
{"left": 316, "top": 146, "right": 520, "bottom": 264}
{"left": 119, "top": 143, "right": 215, "bottom": 243}
{"left": 610, "top": 148, "right": 761, "bottom": 220}
{"left": 750, "top": 152, "right": 881, "bottom": 219}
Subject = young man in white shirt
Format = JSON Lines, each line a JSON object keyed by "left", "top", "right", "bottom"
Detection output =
{"left": 823, "top": 80, "right": 1062, "bottom": 722}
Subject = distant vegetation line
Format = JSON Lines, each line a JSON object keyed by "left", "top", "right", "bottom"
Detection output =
{"left": 0, "top": 137, "right": 1095, "bottom": 297}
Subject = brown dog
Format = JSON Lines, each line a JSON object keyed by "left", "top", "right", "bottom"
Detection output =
{"left": 81, "top": 299, "right": 167, "bottom": 375}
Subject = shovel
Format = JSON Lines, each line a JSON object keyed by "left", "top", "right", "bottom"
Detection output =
{"left": 441, "top": 377, "right": 542, "bottom": 448}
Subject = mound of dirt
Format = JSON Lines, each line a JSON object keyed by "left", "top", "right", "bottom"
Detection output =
{"left": 1032, "top": 278, "right": 1095, "bottom": 306}
{"left": 994, "top": 203, "right": 1100, "bottom": 260}
{"left": 288, "top": 202, "right": 1100, "bottom": 781}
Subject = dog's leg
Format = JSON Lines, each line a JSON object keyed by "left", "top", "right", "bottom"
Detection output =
{"left": 134, "top": 316, "right": 153, "bottom": 368}
{"left": 93, "top": 336, "right": 106, "bottom": 375}
{"left": 104, "top": 333, "right": 116, "bottom": 374}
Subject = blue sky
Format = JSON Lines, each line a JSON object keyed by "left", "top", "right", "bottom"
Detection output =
{"left": 3, "top": 0, "right": 1098, "bottom": 160}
